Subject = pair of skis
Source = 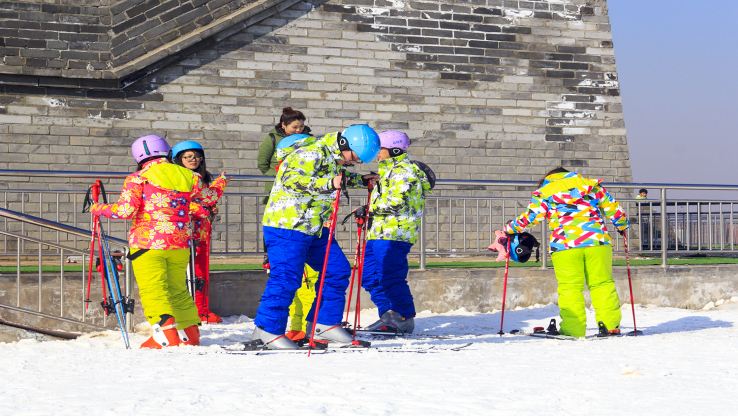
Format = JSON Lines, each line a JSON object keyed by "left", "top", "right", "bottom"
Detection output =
{"left": 497, "top": 233, "right": 643, "bottom": 339}
{"left": 83, "top": 180, "right": 133, "bottom": 349}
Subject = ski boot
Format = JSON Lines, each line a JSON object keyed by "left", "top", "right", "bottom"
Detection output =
{"left": 250, "top": 326, "right": 299, "bottom": 349}
{"left": 140, "top": 315, "right": 181, "bottom": 349}
{"left": 201, "top": 312, "right": 223, "bottom": 324}
{"left": 179, "top": 325, "right": 201, "bottom": 346}
{"left": 307, "top": 322, "right": 355, "bottom": 344}
{"left": 365, "top": 310, "right": 415, "bottom": 334}
{"left": 596, "top": 321, "right": 621, "bottom": 337}
{"left": 285, "top": 330, "right": 306, "bottom": 341}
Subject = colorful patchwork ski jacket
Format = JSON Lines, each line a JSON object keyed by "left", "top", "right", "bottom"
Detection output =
{"left": 262, "top": 132, "right": 362, "bottom": 236}
{"left": 504, "top": 171, "right": 629, "bottom": 253}
{"left": 192, "top": 174, "right": 228, "bottom": 244}
{"left": 367, "top": 154, "right": 431, "bottom": 244}
{"left": 91, "top": 158, "right": 209, "bottom": 250}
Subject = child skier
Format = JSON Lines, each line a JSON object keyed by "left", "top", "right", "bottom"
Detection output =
{"left": 170, "top": 140, "right": 228, "bottom": 324}
{"left": 361, "top": 130, "right": 432, "bottom": 334}
{"left": 90, "top": 135, "right": 209, "bottom": 348}
{"left": 503, "top": 167, "right": 629, "bottom": 337}
{"left": 253, "top": 124, "right": 380, "bottom": 349}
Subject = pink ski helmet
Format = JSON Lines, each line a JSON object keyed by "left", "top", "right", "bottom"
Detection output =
{"left": 378, "top": 130, "right": 410, "bottom": 154}
{"left": 131, "top": 135, "right": 170, "bottom": 163}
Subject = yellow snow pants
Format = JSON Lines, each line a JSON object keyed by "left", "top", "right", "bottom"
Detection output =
{"left": 130, "top": 248, "right": 200, "bottom": 329}
{"left": 287, "top": 265, "right": 319, "bottom": 332}
{"left": 551, "top": 245, "right": 621, "bottom": 337}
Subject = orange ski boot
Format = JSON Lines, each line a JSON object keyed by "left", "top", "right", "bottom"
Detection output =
{"left": 179, "top": 325, "right": 201, "bottom": 346}
{"left": 140, "top": 315, "right": 181, "bottom": 349}
{"left": 285, "top": 330, "right": 306, "bottom": 341}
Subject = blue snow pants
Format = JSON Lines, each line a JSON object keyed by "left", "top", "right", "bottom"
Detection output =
{"left": 361, "top": 239, "right": 415, "bottom": 318}
{"left": 255, "top": 226, "right": 351, "bottom": 334}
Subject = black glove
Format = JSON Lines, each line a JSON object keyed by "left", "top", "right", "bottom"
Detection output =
{"left": 355, "top": 205, "right": 373, "bottom": 229}
{"left": 361, "top": 172, "right": 378, "bottom": 187}
{"left": 617, "top": 229, "right": 627, "bottom": 236}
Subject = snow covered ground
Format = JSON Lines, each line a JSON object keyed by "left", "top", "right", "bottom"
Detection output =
{"left": 3, "top": 302, "right": 738, "bottom": 416}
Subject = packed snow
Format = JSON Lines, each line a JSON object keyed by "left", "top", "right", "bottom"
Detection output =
{"left": 3, "top": 303, "right": 737, "bottom": 416}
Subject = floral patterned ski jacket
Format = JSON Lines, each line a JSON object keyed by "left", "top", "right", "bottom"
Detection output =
{"left": 91, "top": 158, "right": 209, "bottom": 250}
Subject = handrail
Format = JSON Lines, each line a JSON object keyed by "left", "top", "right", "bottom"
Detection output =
{"left": 0, "top": 230, "right": 89, "bottom": 255}
{"left": 2, "top": 169, "right": 738, "bottom": 191}
{"left": 0, "top": 207, "right": 127, "bottom": 246}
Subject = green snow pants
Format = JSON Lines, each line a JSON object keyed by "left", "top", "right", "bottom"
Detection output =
{"left": 131, "top": 248, "right": 200, "bottom": 329}
{"left": 551, "top": 245, "right": 621, "bottom": 337}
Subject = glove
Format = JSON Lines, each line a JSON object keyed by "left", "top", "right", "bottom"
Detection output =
{"left": 361, "top": 172, "right": 379, "bottom": 187}
{"left": 355, "top": 205, "right": 373, "bottom": 229}
{"left": 617, "top": 229, "right": 627, "bottom": 236}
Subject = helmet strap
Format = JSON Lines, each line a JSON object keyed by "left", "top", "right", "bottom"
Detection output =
{"left": 389, "top": 148, "right": 405, "bottom": 157}
{"left": 337, "top": 133, "right": 351, "bottom": 152}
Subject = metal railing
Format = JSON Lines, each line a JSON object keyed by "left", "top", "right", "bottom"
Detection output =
{"left": 0, "top": 207, "right": 135, "bottom": 333}
{"left": 3, "top": 169, "right": 738, "bottom": 270}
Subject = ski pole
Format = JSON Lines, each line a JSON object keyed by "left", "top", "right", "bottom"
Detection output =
{"left": 498, "top": 237, "right": 511, "bottom": 335}
{"left": 97, "top": 220, "right": 131, "bottom": 349}
{"left": 623, "top": 233, "right": 641, "bottom": 336}
{"left": 85, "top": 215, "right": 99, "bottom": 311}
{"left": 343, "top": 215, "right": 364, "bottom": 330}
{"left": 186, "top": 231, "right": 197, "bottom": 299}
{"left": 308, "top": 172, "right": 344, "bottom": 355}
{"left": 83, "top": 181, "right": 102, "bottom": 311}
{"left": 351, "top": 183, "right": 374, "bottom": 337}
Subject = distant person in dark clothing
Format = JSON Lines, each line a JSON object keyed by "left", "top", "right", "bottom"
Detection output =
{"left": 256, "top": 107, "right": 311, "bottom": 203}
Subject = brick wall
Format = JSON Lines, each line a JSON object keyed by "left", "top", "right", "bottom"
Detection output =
{"left": 0, "top": 0, "right": 256, "bottom": 82}
{"left": 0, "top": 0, "right": 631, "bottom": 253}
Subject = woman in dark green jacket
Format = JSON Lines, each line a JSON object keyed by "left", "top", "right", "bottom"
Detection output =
{"left": 257, "top": 107, "right": 311, "bottom": 203}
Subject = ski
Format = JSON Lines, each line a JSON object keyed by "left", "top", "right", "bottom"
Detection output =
{"left": 216, "top": 341, "right": 473, "bottom": 355}
{"left": 348, "top": 329, "right": 457, "bottom": 340}
{"left": 511, "top": 319, "right": 641, "bottom": 341}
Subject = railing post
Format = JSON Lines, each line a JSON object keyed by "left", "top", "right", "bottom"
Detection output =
{"left": 661, "top": 187, "right": 668, "bottom": 269}
{"left": 419, "top": 212, "right": 426, "bottom": 271}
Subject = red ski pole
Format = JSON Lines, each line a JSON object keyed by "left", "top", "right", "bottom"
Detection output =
{"left": 498, "top": 238, "right": 511, "bottom": 335}
{"left": 308, "top": 173, "right": 344, "bottom": 355}
{"left": 85, "top": 181, "right": 102, "bottom": 311}
{"left": 343, "top": 217, "right": 364, "bottom": 330}
{"left": 623, "top": 233, "right": 642, "bottom": 336}
{"left": 351, "top": 183, "right": 373, "bottom": 337}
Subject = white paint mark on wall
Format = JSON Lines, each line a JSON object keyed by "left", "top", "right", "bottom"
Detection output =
{"left": 43, "top": 98, "right": 66, "bottom": 107}
{"left": 356, "top": 7, "right": 390, "bottom": 16}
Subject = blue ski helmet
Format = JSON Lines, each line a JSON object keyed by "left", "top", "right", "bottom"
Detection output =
{"left": 509, "top": 232, "right": 540, "bottom": 263}
{"left": 171, "top": 140, "right": 204, "bottom": 160}
{"left": 276, "top": 133, "right": 311, "bottom": 150}
{"left": 340, "top": 124, "right": 380, "bottom": 163}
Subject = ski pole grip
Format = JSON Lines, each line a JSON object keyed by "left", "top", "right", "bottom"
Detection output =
{"left": 91, "top": 180, "right": 101, "bottom": 203}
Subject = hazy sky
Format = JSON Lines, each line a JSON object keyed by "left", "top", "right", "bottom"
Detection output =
{"left": 608, "top": 1, "right": 738, "bottom": 185}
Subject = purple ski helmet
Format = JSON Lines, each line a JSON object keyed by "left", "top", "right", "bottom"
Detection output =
{"left": 378, "top": 130, "right": 410, "bottom": 151}
{"left": 131, "top": 135, "right": 170, "bottom": 163}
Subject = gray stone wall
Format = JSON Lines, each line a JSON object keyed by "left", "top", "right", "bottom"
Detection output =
{"left": 0, "top": 0, "right": 631, "bottom": 252}
{"left": 0, "top": 0, "right": 256, "bottom": 82}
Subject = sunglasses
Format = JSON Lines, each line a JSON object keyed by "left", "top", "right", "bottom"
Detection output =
{"left": 182, "top": 155, "right": 203, "bottom": 161}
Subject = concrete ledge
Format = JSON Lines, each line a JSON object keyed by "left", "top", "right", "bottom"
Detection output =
{"left": 206, "top": 264, "right": 738, "bottom": 317}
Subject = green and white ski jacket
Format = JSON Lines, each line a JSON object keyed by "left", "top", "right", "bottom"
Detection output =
{"left": 262, "top": 132, "right": 361, "bottom": 236}
{"left": 367, "top": 153, "right": 431, "bottom": 244}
